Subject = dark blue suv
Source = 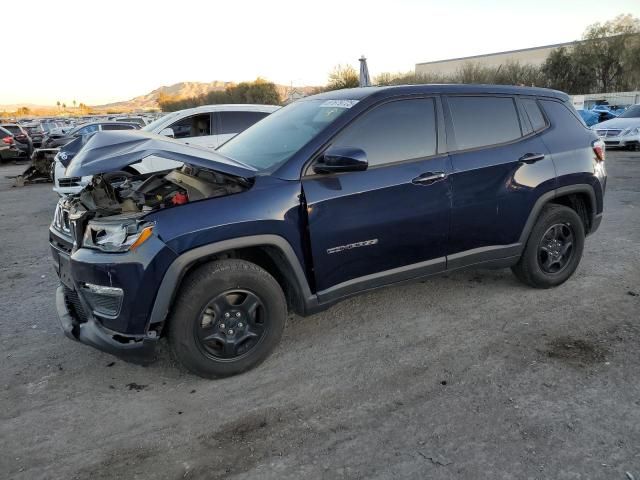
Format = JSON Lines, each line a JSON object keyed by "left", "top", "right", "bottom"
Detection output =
{"left": 50, "top": 85, "right": 607, "bottom": 378}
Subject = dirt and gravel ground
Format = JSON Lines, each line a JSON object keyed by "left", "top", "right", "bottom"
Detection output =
{"left": 0, "top": 151, "right": 638, "bottom": 480}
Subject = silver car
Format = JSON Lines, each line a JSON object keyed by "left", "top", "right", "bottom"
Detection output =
{"left": 592, "top": 104, "right": 640, "bottom": 151}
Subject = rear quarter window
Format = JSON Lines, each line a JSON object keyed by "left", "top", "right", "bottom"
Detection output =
{"left": 447, "top": 96, "right": 522, "bottom": 150}
{"left": 521, "top": 99, "right": 547, "bottom": 132}
{"left": 540, "top": 100, "right": 590, "bottom": 135}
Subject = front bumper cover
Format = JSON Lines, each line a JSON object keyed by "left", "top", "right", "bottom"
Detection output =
{"left": 56, "top": 285, "right": 158, "bottom": 364}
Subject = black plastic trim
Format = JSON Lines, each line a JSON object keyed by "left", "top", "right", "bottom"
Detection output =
{"left": 56, "top": 285, "right": 157, "bottom": 364}
{"left": 148, "top": 235, "right": 315, "bottom": 327}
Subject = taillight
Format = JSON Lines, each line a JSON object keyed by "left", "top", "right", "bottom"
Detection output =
{"left": 592, "top": 139, "right": 605, "bottom": 162}
{"left": 2, "top": 136, "right": 13, "bottom": 145}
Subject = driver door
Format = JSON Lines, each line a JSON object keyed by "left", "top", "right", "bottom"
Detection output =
{"left": 302, "top": 97, "right": 452, "bottom": 301}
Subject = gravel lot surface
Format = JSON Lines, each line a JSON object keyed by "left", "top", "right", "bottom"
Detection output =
{"left": 0, "top": 151, "right": 638, "bottom": 480}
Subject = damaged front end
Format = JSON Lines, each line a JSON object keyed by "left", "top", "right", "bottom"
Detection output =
{"left": 50, "top": 130, "right": 256, "bottom": 362}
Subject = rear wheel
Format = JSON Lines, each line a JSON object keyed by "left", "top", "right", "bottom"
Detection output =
{"left": 512, "top": 204, "right": 585, "bottom": 288}
{"left": 168, "top": 259, "right": 287, "bottom": 378}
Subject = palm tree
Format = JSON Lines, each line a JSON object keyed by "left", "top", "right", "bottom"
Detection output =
{"left": 56, "top": 101, "right": 61, "bottom": 110}
{"left": 73, "top": 99, "right": 77, "bottom": 109}
{"left": 62, "top": 103, "right": 66, "bottom": 111}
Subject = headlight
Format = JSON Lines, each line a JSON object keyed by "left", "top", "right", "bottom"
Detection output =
{"left": 83, "top": 218, "right": 154, "bottom": 252}
{"left": 622, "top": 127, "right": 639, "bottom": 136}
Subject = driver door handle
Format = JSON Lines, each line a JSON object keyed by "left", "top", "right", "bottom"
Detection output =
{"left": 412, "top": 171, "right": 447, "bottom": 185}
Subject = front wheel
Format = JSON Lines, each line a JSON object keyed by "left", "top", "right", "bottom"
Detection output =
{"left": 512, "top": 204, "right": 585, "bottom": 288}
{"left": 168, "top": 259, "right": 287, "bottom": 378}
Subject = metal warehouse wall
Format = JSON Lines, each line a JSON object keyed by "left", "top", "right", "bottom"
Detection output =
{"left": 415, "top": 41, "right": 578, "bottom": 77}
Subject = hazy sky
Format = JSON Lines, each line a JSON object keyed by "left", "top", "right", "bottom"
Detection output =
{"left": 2, "top": 0, "right": 637, "bottom": 105}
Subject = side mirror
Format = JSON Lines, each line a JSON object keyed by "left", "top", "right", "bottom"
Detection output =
{"left": 159, "top": 127, "right": 175, "bottom": 138}
{"left": 313, "top": 146, "right": 368, "bottom": 174}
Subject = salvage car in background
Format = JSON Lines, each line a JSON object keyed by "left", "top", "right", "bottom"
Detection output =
{"left": 0, "top": 123, "right": 33, "bottom": 157}
{"left": 592, "top": 103, "right": 640, "bottom": 150}
{"left": 0, "top": 127, "right": 21, "bottom": 161}
{"left": 53, "top": 105, "right": 279, "bottom": 195}
{"left": 42, "top": 121, "right": 139, "bottom": 149}
{"left": 24, "top": 124, "right": 46, "bottom": 148}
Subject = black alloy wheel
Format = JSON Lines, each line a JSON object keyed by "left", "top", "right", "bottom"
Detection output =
{"left": 195, "top": 289, "right": 267, "bottom": 360}
{"left": 537, "top": 223, "right": 575, "bottom": 274}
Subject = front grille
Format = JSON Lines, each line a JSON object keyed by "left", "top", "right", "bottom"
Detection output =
{"left": 58, "top": 177, "right": 81, "bottom": 188}
{"left": 596, "top": 129, "right": 622, "bottom": 137}
{"left": 64, "top": 287, "right": 89, "bottom": 323}
{"left": 604, "top": 140, "right": 620, "bottom": 146}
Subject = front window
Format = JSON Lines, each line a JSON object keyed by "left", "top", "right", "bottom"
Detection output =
{"left": 217, "top": 99, "right": 353, "bottom": 171}
{"left": 142, "top": 112, "right": 180, "bottom": 132}
{"left": 619, "top": 105, "right": 640, "bottom": 118}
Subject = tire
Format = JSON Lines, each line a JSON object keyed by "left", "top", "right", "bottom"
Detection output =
{"left": 511, "top": 204, "right": 585, "bottom": 288}
{"left": 168, "top": 259, "right": 287, "bottom": 378}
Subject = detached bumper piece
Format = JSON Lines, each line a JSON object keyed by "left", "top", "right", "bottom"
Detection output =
{"left": 56, "top": 285, "right": 157, "bottom": 364}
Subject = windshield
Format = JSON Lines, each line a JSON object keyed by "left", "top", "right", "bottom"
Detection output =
{"left": 217, "top": 99, "right": 354, "bottom": 171}
{"left": 619, "top": 105, "right": 640, "bottom": 118}
{"left": 142, "top": 112, "right": 179, "bottom": 132}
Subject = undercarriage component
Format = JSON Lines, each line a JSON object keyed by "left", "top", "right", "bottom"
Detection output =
{"left": 13, "top": 148, "right": 59, "bottom": 186}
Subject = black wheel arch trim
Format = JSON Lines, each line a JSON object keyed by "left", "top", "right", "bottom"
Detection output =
{"left": 518, "top": 184, "right": 598, "bottom": 246}
{"left": 147, "top": 235, "right": 316, "bottom": 330}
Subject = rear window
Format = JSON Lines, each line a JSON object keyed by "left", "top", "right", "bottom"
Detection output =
{"left": 102, "top": 124, "right": 136, "bottom": 131}
{"left": 2, "top": 125, "right": 21, "bottom": 135}
{"left": 447, "top": 96, "right": 522, "bottom": 150}
{"left": 521, "top": 99, "right": 547, "bottom": 132}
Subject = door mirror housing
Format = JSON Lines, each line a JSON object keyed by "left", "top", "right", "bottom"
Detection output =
{"left": 314, "top": 146, "right": 368, "bottom": 174}
{"left": 159, "top": 127, "right": 175, "bottom": 138}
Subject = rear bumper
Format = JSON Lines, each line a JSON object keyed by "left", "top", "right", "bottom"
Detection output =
{"left": 56, "top": 285, "right": 158, "bottom": 364}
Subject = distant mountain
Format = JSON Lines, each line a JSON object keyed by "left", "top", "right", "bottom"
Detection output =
{"left": 96, "top": 81, "right": 234, "bottom": 111}
{"left": 0, "top": 81, "right": 320, "bottom": 115}
{"left": 96, "top": 81, "right": 319, "bottom": 111}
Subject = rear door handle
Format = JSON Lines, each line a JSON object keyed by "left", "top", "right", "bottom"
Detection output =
{"left": 519, "top": 153, "right": 545, "bottom": 164}
{"left": 412, "top": 171, "right": 446, "bottom": 185}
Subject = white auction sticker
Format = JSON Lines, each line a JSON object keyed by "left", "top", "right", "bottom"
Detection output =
{"left": 320, "top": 99, "right": 359, "bottom": 108}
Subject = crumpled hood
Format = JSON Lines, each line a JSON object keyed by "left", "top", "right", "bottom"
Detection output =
{"left": 593, "top": 117, "right": 640, "bottom": 130}
{"left": 64, "top": 130, "right": 257, "bottom": 178}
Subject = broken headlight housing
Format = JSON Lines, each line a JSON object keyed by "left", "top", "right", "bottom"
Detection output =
{"left": 83, "top": 217, "right": 154, "bottom": 253}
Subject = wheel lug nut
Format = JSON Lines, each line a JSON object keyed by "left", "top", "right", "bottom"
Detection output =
{"left": 224, "top": 312, "right": 230, "bottom": 318}
{"left": 220, "top": 323, "right": 225, "bottom": 329}
{"left": 228, "top": 329, "right": 234, "bottom": 335}
{"left": 238, "top": 322, "right": 243, "bottom": 328}
{"left": 236, "top": 312, "right": 241, "bottom": 317}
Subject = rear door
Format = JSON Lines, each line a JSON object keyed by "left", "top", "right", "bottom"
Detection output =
{"left": 443, "top": 95, "right": 554, "bottom": 267}
{"left": 302, "top": 97, "right": 451, "bottom": 299}
{"left": 214, "top": 111, "right": 271, "bottom": 147}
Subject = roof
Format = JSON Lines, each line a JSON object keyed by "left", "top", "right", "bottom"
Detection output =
{"left": 416, "top": 41, "right": 580, "bottom": 66}
{"left": 168, "top": 104, "right": 281, "bottom": 115}
{"left": 305, "top": 84, "right": 569, "bottom": 102}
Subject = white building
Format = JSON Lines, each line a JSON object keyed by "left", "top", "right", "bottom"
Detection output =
{"left": 415, "top": 41, "right": 579, "bottom": 77}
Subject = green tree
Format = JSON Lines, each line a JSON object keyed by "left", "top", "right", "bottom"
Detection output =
{"left": 542, "top": 13, "right": 640, "bottom": 93}
{"left": 325, "top": 65, "right": 359, "bottom": 91}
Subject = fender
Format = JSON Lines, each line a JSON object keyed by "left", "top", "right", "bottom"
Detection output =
{"left": 518, "top": 184, "right": 598, "bottom": 246}
{"left": 147, "top": 235, "right": 317, "bottom": 329}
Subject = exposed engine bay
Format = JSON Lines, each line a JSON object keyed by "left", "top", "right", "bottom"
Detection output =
{"left": 72, "top": 164, "right": 249, "bottom": 217}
